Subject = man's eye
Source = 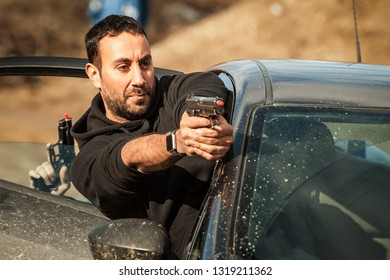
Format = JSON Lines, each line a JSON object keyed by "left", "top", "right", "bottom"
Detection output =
{"left": 118, "top": 65, "right": 130, "bottom": 71}
{"left": 140, "top": 60, "right": 151, "bottom": 69}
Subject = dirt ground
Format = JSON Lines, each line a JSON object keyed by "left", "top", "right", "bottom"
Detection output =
{"left": 0, "top": 0, "right": 389, "bottom": 142}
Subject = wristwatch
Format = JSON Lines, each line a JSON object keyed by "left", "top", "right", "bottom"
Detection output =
{"left": 166, "top": 130, "right": 185, "bottom": 157}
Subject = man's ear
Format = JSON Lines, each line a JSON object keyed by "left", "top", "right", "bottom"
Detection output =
{"left": 85, "top": 63, "right": 101, "bottom": 89}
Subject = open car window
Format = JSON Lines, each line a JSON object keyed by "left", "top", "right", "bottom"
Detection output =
{"left": 0, "top": 75, "right": 96, "bottom": 203}
{"left": 237, "top": 107, "right": 390, "bottom": 260}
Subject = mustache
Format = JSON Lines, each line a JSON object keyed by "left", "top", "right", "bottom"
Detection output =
{"left": 124, "top": 85, "right": 151, "bottom": 98}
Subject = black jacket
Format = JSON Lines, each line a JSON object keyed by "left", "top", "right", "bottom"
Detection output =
{"left": 70, "top": 72, "right": 228, "bottom": 258}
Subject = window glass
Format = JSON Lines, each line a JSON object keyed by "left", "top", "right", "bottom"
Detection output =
{"left": 237, "top": 107, "right": 390, "bottom": 260}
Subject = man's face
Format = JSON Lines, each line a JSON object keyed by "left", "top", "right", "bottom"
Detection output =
{"left": 96, "top": 32, "right": 155, "bottom": 122}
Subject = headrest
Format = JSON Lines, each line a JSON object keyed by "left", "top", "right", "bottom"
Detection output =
{"left": 259, "top": 119, "right": 335, "bottom": 191}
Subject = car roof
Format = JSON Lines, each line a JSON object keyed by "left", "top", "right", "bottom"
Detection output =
{"left": 261, "top": 59, "right": 390, "bottom": 108}
{"left": 209, "top": 59, "right": 390, "bottom": 109}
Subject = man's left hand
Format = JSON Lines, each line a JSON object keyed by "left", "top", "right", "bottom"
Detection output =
{"left": 177, "top": 112, "right": 233, "bottom": 160}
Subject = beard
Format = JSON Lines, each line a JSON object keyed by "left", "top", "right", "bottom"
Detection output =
{"left": 103, "top": 84, "right": 153, "bottom": 121}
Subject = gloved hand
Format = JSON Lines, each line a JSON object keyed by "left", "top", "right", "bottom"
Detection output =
{"left": 28, "top": 143, "right": 71, "bottom": 196}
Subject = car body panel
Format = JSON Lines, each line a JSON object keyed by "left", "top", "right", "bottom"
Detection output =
{"left": 0, "top": 177, "right": 109, "bottom": 259}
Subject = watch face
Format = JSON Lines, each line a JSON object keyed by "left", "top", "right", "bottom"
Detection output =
{"left": 166, "top": 132, "right": 175, "bottom": 152}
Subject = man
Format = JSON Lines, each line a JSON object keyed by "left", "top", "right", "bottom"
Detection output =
{"left": 69, "top": 15, "right": 233, "bottom": 258}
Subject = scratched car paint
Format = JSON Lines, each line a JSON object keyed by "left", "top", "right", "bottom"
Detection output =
{"left": 1, "top": 57, "right": 390, "bottom": 260}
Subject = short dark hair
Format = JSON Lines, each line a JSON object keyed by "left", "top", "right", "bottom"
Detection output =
{"left": 85, "top": 15, "right": 148, "bottom": 69}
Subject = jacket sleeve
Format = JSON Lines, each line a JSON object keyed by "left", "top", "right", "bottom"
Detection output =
{"left": 162, "top": 72, "right": 230, "bottom": 128}
{"left": 70, "top": 133, "right": 150, "bottom": 218}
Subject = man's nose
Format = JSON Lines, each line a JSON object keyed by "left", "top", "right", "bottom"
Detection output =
{"left": 131, "top": 65, "right": 146, "bottom": 86}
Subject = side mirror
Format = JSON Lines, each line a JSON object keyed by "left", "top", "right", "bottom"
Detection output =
{"left": 88, "top": 218, "right": 170, "bottom": 260}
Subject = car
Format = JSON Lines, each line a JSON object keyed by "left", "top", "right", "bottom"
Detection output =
{"left": 1, "top": 56, "right": 390, "bottom": 260}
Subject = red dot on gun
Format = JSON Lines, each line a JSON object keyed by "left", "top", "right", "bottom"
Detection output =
{"left": 216, "top": 100, "right": 224, "bottom": 107}
{"left": 64, "top": 113, "right": 69, "bottom": 120}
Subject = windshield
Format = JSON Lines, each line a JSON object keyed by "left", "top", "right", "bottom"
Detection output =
{"left": 237, "top": 107, "right": 390, "bottom": 260}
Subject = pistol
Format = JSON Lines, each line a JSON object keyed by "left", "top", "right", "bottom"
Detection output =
{"left": 44, "top": 113, "right": 75, "bottom": 190}
{"left": 185, "top": 95, "right": 225, "bottom": 127}
{"left": 32, "top": 113, "right": 76, "bottom": 192}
